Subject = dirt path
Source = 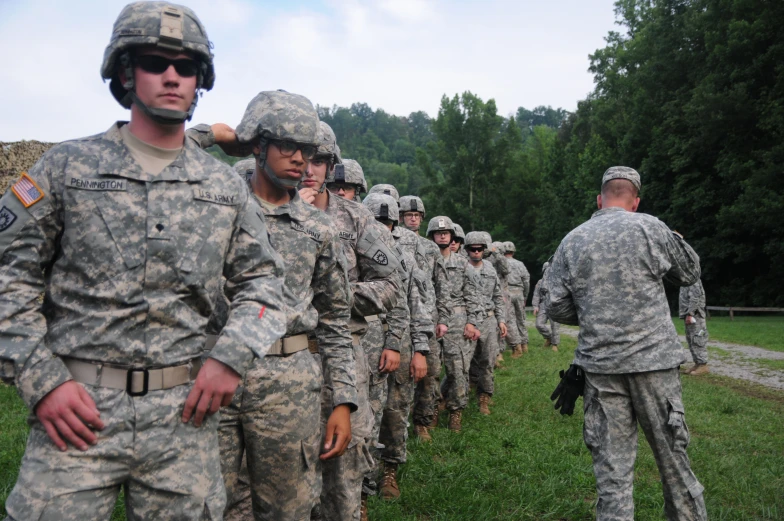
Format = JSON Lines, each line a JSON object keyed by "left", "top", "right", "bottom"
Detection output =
{"left": 558, "top": 328, "right": 784, "bottom": 391}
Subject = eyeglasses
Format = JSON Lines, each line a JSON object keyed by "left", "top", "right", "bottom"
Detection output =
{"left": 135, "top": 54, "right": 200, "bottom": 77}
{"left": 269, "top": 139, "right": 317, "bottom": 160}
{"left": 466, "top": 246, "right": 484, "bottom": 253}
{"left": 327, "top": 184, "right": 357, "bottom": 194}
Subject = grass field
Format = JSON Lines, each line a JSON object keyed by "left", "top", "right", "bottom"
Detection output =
{"left": 3, "top": 328, "right": 784, "bottom": 520}
{"left": 671, "top": 314, "right": 784, "bottom": 352}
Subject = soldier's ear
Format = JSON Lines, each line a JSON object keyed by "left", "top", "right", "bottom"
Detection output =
{"left": 596, "top": 194, "right": 603, "bottom": 210}
{"left": 631, "top": 197, "right": 640, "bottom": 212}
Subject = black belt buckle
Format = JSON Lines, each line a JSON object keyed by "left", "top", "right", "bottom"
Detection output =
{"left": 126, "top": 368, "right": 149, "bottom": 397}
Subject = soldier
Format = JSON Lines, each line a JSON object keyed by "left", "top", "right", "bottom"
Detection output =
{"left": 428, "top": 217, "right": 481, "bottom": 433}
{"left": 363, "top": 193, "right": 432, "bottom": 508}
{"left": 0, "top": 3, "right": 288, "bottom": 519}
{"left": 547, "top": 166, "right": 706, "bottom": 521}
{"left": 465, "top": 232, "right": 508, "bottom": 415}
{"left": 398, "top": 195, "right": 447, "bottom": 437}
{"left": 367, "top": 183, "right": 399, "bottom": 201}
{"left": 490, "top": 241, "right": 518, "bottom": 365}
{"left": 451, "top": 223, "right": 467, "bottom": 257}
{"left": 533, "top": 262, "right": 560, "bottom": 351}
{"left": 679, "top": 280, "right": 709, "bottom": 376}
{"left": 504, "top": 241, "right": 530, "bottom": 358}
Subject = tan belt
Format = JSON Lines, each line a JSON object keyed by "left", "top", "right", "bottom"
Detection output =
{"left": 267, "top": 334, "right": 310, "bottom": 356}
{"left": 365, "top": 314, "right": 389, "bottom": 332}
{"left": 453, "top": 306, "right": 466, "bottom": 313}
{"left": 63, "top": 357, "right": 202, "bottom": 397}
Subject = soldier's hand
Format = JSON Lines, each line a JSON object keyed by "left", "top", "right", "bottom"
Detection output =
{"left": 499, "top": 322, "right": 508, "bottom": 338}
{"left": 379, "top": 349, "right": 400, "bottom": 373}
{"left": 410, "top": 352, "right": 428, "bottom": 382}
{"left": 299, "top": 187, "right": 318, "bottom": 204}
{"left": 182, "top": 358, "right": 241, "bottom": 427}
{"left": 321, "top": 404, "right": 351, "bottom": 460}
{"left": 436, "top": 323, "right": 448, "bottom": 339}
{"left": 35, "top": 381, "right": 105, "bottom": 452}
{"left": 211, "top": 123, "right": 254, "bottom": 157}
{"left": 533, "top": 307, "right": 539, "bottom": 317}
{"left": 463, "top": 323, "right": 477, "bottom": 340}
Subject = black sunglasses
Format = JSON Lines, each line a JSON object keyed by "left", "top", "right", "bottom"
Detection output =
{"left": 327, "top": 183, "right": 357, "bottom": 194}
{"left": 135, "top": 54, "right": 200, "bottom": 77}
{"left": 466, "top": 246, "right": 485, "bottom": 253}
{"left": 269, "top": 139, "right": 317, "bottom": 160}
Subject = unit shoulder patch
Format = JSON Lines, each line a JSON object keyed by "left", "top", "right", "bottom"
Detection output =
{"left": 0, "top": 206, "right": 18, "bottom": 232}
{"left": 11, "top": 173, "right": 44, "bottom": 208}
{"left": 372, "top": 250, "right": 389, "bottom": 265}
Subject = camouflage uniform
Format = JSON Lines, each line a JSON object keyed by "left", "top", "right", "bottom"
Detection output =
{"left": 467, "top": 259, "right": 506, "bottom": 396}
{"left": 679, "top": 281, "right": 709, "bottom": 365}
{"left": 490, "top": 242, "right": 520, "bottom": 349}
{"left": 506, "top": 254, "right": 530, "bottom": 346}
{"left": 318, "top": 191, "right": 401, "bottom": 521}
{"left": 532, "top": 267, "right": 560, "bottom": 346}
{"left": 546, "top": 166, "right": 706, "bottom": 521}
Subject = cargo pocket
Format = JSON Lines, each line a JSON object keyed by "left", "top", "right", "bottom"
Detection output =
{"left": 582, "top": 388, "right": 605, "bottom": 452}
{"left": 667, "top": 396, "right": 690, "bottom": 453}
{"left": 688, "top": 480, "right": 708, "bottom": 520}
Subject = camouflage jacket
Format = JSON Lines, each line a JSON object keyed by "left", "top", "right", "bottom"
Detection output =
{"left": 440, "top": 250, "right": 482, "bottom": 327}
{"left": 418, "top": 235, "right": 449, "bottom": 325}
{"left": 0, "top": 123, "right": 287, "bottom": 410}
{"left": 546, "top": 206, "right": 700, "bottom": 373}
{"left": 324, "top": 193, "right": 400, "bottom": 334}
{"left": 531, "top": 278, "right": 546, "bottom": 309}
{"left": 679, "top": 280, "right": 706, "bottom": 319}
{"left": 391, "top": 227, "right": 433, "bottom": 353}
{"left": 467, "top": 260, "right": 506, "bottom": 325}
{"left": 507, "top": 257, "right": 530, "bottom": 298}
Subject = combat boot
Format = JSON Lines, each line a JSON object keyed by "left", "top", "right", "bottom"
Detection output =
{"left": 511, "top": 344, "right": 523, "bottom": 358}
{"left": 689, "top": 363, "right": 710, "bottom": 376}
{"left": 522, "top": 343, "right": 529, "bottom": 353}
{"left": 448, "top": 410, "right": 462, "bottom": 433}
{"left": 380, "top": 463, "right": 400, "bottom": 500}
{"left": 360, "top": 493, "right": 369, "bottom": 521}
{"left": 479, "top": 393, "right": 491, "bottom": 415}
{"left": 437, "top": 399, "right": 447, "bottom": 413}
{"left": 551, "top": 344, "right": 558, "bottom": 352}
{"left": 415, "top": 424, "right": 432, "bottom": 442}
{"left": 543, "top": 339, "right": 551, "bottom": 348}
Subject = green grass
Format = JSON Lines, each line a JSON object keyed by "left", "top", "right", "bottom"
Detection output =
{"left": 672, "top": 315, "right": 784, "bottom": 352}
{"left": 3, "top": 329, "right": 784, "bottom": 520}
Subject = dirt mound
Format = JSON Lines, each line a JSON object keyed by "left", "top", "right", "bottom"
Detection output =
{"left": 0, "top": 141, "right": 56, "bottom": 195}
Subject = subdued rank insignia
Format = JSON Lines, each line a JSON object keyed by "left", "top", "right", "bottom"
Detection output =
{"left": 0, "top": 206, "right": 17, "bottom": 232}
{"left": 401, "top": 258, "right": 408, "bottom": 271}
{"left": 372, "top": 250, "right": 389, "bottom": 265}
{"left": 11, "top": 173, "right": 44, "bottom": 208}
{"left": 438, "top": 219, "right": 445, "bottom": 228}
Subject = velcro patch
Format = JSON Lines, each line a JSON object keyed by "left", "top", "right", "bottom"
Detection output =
{"left": 0, "top": 206, "right": 18, "bottom": 232}
{"left": 66, "top": 174, "right": 127, "bottom": 191}
{"left": 194, "top": 188, "right": 239, "bottom": 206}
{"left": 291, "top": 221, "right": 322, "bottom": 241}
{"left": 372, "top": 250, "right": 389, "bottom": 265}
{"left": 11, "top": 173, "right": 44, "bottom": 208}
{"left": 339, "top": 231, "right": 357, "bottom": 241}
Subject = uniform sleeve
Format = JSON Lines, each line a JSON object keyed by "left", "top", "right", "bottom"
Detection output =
{"left": 408, "top": 267, "right": 434, "bottom": 352}
{"left": 433, "top": 255, "right": 450, "bottom": 325}
{"left": 490, "top": 251, "right": 509, "bottom": 277}
{"left": 491, "top": 273, "right": 506, "bottom": 324}
{"left": 686, "top": 282, "right": 705, "bottom": 318}
{"left": 209, "top": 198, "right": 287, "bottom": 376}
{"left": 311, "top": 231, "right": 357, "bottom": 411}
{"left": 661, "top": 227, "right": 701, "bottom": 287}
{"left": 352, "top": 218, "right": 400, "bottom": 317}
{"left": 531, "top": 280, "right": 542, "bottom": 307}
{"left": 382, "top": 255, "right": 410, "bottom": 353}
{"left": 184, "top": 124, "right": 217, "bottom": 150}
{"left": 0, "top": 159, "right": 73, "bottom": 411}
{"left": 521, "top": 263, "right": 531, "bottom": 300}
{"left": 462, "top": 266, "right": 483, "bottom": 327}
{"left": 545, "top": 245, "right": 579, "bottom": 326}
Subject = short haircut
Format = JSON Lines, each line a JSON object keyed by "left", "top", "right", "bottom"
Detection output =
{"left": 601, "top": 178, "right": 639, "bottom": 200}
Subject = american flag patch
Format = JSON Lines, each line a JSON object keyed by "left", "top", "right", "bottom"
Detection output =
{"left": 11, "top": 173, "right": 44, "bottom": 208}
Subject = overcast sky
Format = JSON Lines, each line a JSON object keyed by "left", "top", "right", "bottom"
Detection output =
{"left": 0, "top": 0, "right": 620, "bottom": 142}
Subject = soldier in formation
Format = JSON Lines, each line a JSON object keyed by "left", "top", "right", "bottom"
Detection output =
{"left": 504, "top": 241, "right": 530, "bottom": 358}
{"left": 533, "top": 261, "right": 561, "bottom": 351}
{"left": 679, "top": 280, "right": 710, "bottom": 376}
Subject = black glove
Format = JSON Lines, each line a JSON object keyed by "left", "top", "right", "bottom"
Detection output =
{"left": 550, "top": 364, "right": 585, "bottom": 416}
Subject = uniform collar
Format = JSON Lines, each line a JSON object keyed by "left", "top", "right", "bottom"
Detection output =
{"left": 254, "top": 187, "right": 310, "bottom": 222}
{"left": 591, "top": 206, "right": 628, "bottom": 219}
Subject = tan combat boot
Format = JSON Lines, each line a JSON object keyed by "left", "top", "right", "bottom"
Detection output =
{"left": 437, "top": 399, "right": 447, "bottom": 413}
{"left": 360, "top": 493, "right": 369, "bottom": 521}
{"left": 380, "top": 463, "right": 400, "bottom": 500}
{"left": 522, "top": 343, "right": 529, "bottom": 353}
{"left": 689, "top": 363, "right": 710, "bottom": 376}
{"left": 448, "top": 410, "right": 462, "bottom": 433}
{"left": 479, "top": 393, "right": 491, "bottom": 415}
{"left": 511, "top": 344, "right": 523, "bottom": 358}
{"left": 544, "top": 339, "right": 551, "bottom": 348}
{"left": 551, "top": 344, "right": 558, "bottom": 352}
{"left": 415, "top": 424, "right": 432, "bottom": 442}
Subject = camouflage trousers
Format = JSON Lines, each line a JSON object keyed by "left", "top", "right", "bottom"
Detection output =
{"left": 413, "top": 333, "right": 442, "bottom": 426}
{"left": 684, "top": 318, "right": 709, "bottom": 365}
{"left": 319, "top": 335, "right": 375, "bottom": 521}
{"left": 5, "top": 382, "right": 225, "bottom": 521}
{"left": 440, "top": 311, "right": 475, "bottom": 411}
{"left": 379, "top": 337, "right": 415, "bottom": 465}
{"left": 220, "top": 350, "right": 323, "bottom": 521}
{"left": 469, "top": 315, "right": 501, "bottom": 396}
{"left": 583, "top": 369, "right": 707, "bottom": 521}
{"left": 535, "top": 307, "right": 560, "bottom": 345}
{"left": 508, "top": 289, "right": 529, "bottom": 345}
{"left": 503, "top": 297, "right": 522, "bottom": 347}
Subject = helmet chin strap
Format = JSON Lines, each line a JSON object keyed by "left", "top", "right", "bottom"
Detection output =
{"left": 125, "top": 90, "right": 196, "bottom": 125}
{"left": 437, "top": 242, "right": 450, "bottom": 250}
{"left": 259, "top": 155, "right": 301, "bottom": 190}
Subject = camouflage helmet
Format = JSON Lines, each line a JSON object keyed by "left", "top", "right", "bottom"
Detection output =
{"left": 314, "top": 121, "right": 342, "bottom": 165}
{"left": 491, "top": 241, "right": 506, "bottom": 254}
{"left": 327, "top": 159, "right": 368, "bottom": 194}
{"left": 102, "top": 2, "right": 215, "bottom": 123}
{"left": 363, "top": 193, "right": 399, "bottom": 224}
{"left": 367, "top": 184, "right": 399, "bottom": 203}
{"left": 503, "top": 241, "right": 516, "bottom": 253}
{"left": 399, "top": 195, "right": 426, "bottom": 218}
{"left": 452, "top": 223, "right": 466, "bottom": 243}
{"left": 465, "top": 231, "right": 490, "bottom": 248}
{"left": 426, "top": 216, "right": 454, "bottom": 238}
{"left": 233, "top": 158, "right": 255, "bottom": 180}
